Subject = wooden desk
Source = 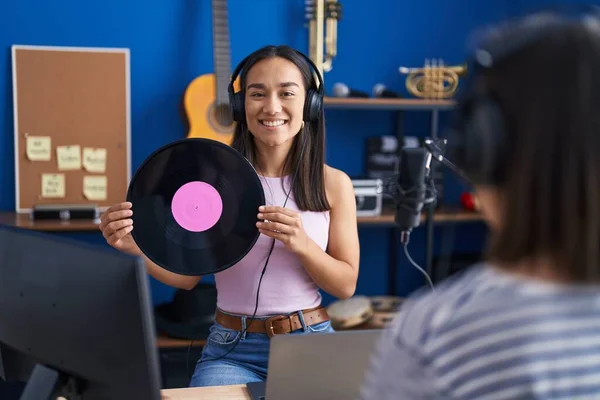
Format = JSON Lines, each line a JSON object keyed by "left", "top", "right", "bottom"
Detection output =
{"left": 357, "top": 207, "right": 481, "bottom": 226}
{"left": 161, "top": 384, "right": 249, "bottom": 400}
{"left": 0, "top": 208, "right": 481, "bottom": 231}
{"left": 0, "top": 212, "right": 99, "bottom": 231}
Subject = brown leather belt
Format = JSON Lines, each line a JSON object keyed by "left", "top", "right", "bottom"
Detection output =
{"left": 215, "top": 306, "right": 329, "bottom": 338}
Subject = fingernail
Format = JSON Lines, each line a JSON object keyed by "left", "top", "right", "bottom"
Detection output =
{"left": 259, "top": 206, "right": 265, "bottom": 211}
{"left": 256, "top": 222, "right": 262, "bottom": 227}
{"left": 257, "top": 213, "right": 263, "bottom": 218}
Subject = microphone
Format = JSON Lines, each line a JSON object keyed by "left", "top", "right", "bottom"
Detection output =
{"left": 393, "top": 145, "right": 436, "bottom": 292}
{"left": 395, "top": 147, "right": 433, "bottom": 242}
{"left": 332, "top": 82, "right": 369, "bottom": 98}
{"left": 372, "top": 83, "right": 400, "bottom": 98}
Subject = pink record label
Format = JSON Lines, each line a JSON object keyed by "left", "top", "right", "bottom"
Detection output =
{"left": 171, "top": 181, "right": 223, "bottom": 232}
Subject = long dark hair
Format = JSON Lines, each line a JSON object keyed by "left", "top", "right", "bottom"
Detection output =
{"left": 480, "top": 20, "right": 600, "bottom": 282}
{"left": 230, "top": 45, "right": 330, "bottom": 212}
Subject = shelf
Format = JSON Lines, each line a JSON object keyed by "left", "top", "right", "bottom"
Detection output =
{"left": 357, "top": 207, "right": 482, "bottom": 226}
{"left": 0, "top": 212, "right": 99, "bottom": 231}
{"left": 0, "top": 209, "right": 482, "bottom": 232}
{"left": 323, "top": 97, "right": 456, "bottom": 111}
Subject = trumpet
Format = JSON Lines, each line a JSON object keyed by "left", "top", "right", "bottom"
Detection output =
{"left": 305, "top": 0, "right": 342, "bottom": 80}
{"left": 399, "top": 59, "right": 467, "bottom": 99}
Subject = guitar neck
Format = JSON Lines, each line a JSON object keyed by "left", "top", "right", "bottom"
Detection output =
{"left": 212, "top": 0, "right": 232, "bottom": 106}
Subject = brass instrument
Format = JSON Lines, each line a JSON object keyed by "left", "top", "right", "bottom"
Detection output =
{"left": 399, "top": 59, "right": 467, "bottom": 99}
{"left": 305, "top": 0, "right": 342, "bottom": 80}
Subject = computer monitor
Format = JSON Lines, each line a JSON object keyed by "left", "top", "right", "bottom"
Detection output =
{"left": 0, "top": 224, "right": 162, "bottom": 400}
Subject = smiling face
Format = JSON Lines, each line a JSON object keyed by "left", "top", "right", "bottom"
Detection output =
{"left": 244, "top": 56, "right": 307, "bottom": 148}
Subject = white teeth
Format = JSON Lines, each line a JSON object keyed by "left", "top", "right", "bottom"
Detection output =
{"left": 261, "top": 120, "right": 286, "bottom": 127}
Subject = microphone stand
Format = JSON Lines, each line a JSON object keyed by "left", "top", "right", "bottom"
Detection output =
{"left": 421, "top": 138, "right": 475, "bottom": 283}
{"left": 423, "top": 138, "right": 472, "bottom": 184}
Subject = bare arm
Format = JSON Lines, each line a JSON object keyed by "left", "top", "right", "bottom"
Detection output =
{"left": 296, "top": 169, "right": 360, "bottom": 299}
{"left": 142, "top": 254, "right": 201, "bottom": 290}
{"left": 257, "top": 168, "right": 360, "bottom": 299}
{"left": 99, "top": 201, "right": 201, "bottom": 290}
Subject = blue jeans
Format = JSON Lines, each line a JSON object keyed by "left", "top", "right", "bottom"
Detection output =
{"left": 189, "top": 310, "right": 335, "bottom": 387}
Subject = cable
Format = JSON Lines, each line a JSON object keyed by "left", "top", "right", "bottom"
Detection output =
{"left": 400, "top": 231, "right": 435, "bottom": 292}
{"left": 186, "top": 133, "right": 307, "bottom": 380}
{"left": 187, "top": 215, "right": 280, "bottom": 377}
{"left": 191, "top": 203, "right": 283, "bottom": 368}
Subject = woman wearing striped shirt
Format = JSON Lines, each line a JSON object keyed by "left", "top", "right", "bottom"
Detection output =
{"left": 360, "top": 6, "right": 600, "bottom": 400}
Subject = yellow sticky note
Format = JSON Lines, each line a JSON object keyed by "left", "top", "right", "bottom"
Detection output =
{"left": 56, "top": 145, "right": 81, "bottom": 170}
{"left": 41, "top": 174, "right": 65, "bottom": 198}
{"left": 83, "top": 148, "right": 107, "bottom": 173}
{"left": 83, "top": 175, "right": 107, "bottom": 201}
{"left": 26, "top": 136, "right": 51, "bottom": 161}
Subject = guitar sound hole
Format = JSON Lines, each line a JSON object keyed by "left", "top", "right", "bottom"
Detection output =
{"left": 214, "top": 104, "right": 234, "bottom": 127}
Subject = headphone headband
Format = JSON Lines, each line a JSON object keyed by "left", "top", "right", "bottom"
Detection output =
{"left": 228, "top": 47, "right": 325, "bottom": 123}
{"left": 228, "top": 49, "right": 324, "bottom": 98}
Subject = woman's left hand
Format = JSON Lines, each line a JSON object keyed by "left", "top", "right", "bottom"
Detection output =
{"left": 256, "top": 206, "right": 311, "bottom": 255}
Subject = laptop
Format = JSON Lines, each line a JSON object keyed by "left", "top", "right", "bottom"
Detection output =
{"left": 247, "top": 329, "right": 381, "bottom": 400}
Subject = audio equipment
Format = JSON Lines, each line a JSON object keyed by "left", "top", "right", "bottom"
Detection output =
{"left": 424, "top": 138, "right": 471, "bottom": 184}
{"left": 372, "top": 83, "right": 400, "bottom": 98}
{"left": 394, "top": 147, "right": 434, "bottom": 236}
{"left": 332, "top": 82, "right": 369, "bottom": 98}
{"left": 389, "top": 145, "right": 438, "bottom": 292}
{"left": 352, "top": 179, "right": 383, "bottom": 217}
{"left": 30, "top": 204, "right": 99, "bottom": 221}
{"left": 366, "top": 135, "right": 400, "bottom": 180}
{"left": 305, "top": 0, "right": 342, "bottom": 79}
{"left": 228, "top": 47, "right": 325, "bottom": 123}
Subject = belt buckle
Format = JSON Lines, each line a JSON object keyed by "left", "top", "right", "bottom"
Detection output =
{"left": 265, "top": 314, "right": 293, "bottom": 338}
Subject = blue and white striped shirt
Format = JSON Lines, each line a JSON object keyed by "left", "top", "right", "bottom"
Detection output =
{"left": 359, "top": 264, "right": 600, "bottom": 399}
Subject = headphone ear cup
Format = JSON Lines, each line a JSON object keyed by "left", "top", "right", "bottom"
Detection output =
{"left": 304, "top": 88, "right": 323, "bottom": 122}
{"left": 462, "top": 98, "right": 507, "bottom": 185}
{"left": 230, "top": 92, "right": 245, "bottom": 122}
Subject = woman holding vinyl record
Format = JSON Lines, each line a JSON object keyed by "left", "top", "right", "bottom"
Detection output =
{"left": 99, "top": 45, "right": 360, "bottom": 387}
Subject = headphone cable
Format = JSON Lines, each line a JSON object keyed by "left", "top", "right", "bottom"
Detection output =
{"left": 186, "top": 132, "right": 306, "bottom": 380}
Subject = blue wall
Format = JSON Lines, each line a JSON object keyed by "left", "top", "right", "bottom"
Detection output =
{"left": 0, "top": 0, "right": 511, "bottom": 306}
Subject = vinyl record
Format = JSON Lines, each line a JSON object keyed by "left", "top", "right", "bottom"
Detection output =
{"left": 126, "top": 138, "right": 265, "bottom": 276}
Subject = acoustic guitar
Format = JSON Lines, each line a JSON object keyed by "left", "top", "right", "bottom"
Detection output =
{"left": 184, "top": 0, "right": 236, "bottom": 145}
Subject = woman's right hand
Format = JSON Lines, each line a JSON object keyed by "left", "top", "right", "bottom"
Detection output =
{"left": 99, "top": 202, "right": 142, "bottom": 256}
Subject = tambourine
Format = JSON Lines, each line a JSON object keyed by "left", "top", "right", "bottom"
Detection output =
{"left": 326, "top": 295, "right": 374, "bottom": 330}
{"left": 364, "top": 296, "right": 405, "bottom": 329}
{"left": 327, "top": 295, "right": 406, "bottom": 330}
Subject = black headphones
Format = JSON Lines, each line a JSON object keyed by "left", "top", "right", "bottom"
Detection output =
{"left": 448, "top": 5, "right": 600, "bottom": 186}
{"left": 228, "top": 47, "right": 325, "bottom": 123}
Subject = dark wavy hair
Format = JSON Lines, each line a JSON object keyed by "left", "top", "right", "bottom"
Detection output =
{"left": 480, "top": 18, "right": 600, "bottom": 282}
{"left": 230, "top": 45, "right": 330, "bottom": 212}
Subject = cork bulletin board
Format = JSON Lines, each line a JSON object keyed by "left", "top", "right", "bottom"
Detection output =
{"left": 12, "top": 45, "right": 131, "bottom": 213}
